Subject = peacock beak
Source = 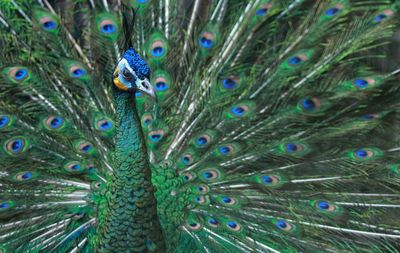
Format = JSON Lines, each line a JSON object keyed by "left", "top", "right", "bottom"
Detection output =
{"left": 135, "top": 78, "right": 157, "bottom": 101}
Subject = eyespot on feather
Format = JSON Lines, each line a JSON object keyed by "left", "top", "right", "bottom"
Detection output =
{"left": 346, "top": 147, "right": 382, "bottom": 161}
{"left": 64, "top": 161, "right": 85, "bottom": 172}
{"left": 14, "top": 171, "right": 37, "bottom": 182}
{"left": 298, "top": 98, "right": 321, "bottom": 113}
{"left": 277, "top": 142, "right": 310, "bottom": 157}
{"left": 0, "top": 115, "right": 13, "bottom": 130}
{"left": 193, "top": 195, "right": 210, "bottom": 205}
{"left": 3, "top": 136, "right": 29, "bottom": 156}
{"left": 43, "top": 116, "right": 65, "bottom": 131}
{"left": 225, "top": 220, "right": 242, "bottom": 232}
{"left": 226, "top": 101, "right": 255, "bottom": 119}
{"left": 192, "top": 184, "right": 210, "bottom": 195}
{"left": 182, "top": 172, "right": 196, "bottom": 183}
{"left": 199, "top": 32, "right": 215, "bottom": 49}
{"left": 69, "top": 65, "right": 87, "bottom": 78}
{"left": 0, "top": 201, "right": 15, "bottom": 212}
{"left": 255, "top": 3, "right": 273, "bottom": 16}
{"left": 310, "top": 200, "right": 343, "bottom": 216}
{"left": 75, "top": 140, "right": 95, "bottom": 155}
{"left": 186, "top": 220, "right": 202, "bottom": 231}
{"left": 141, "top": 113, "right": 153, "bottom": 128}
{"left": 199, "top": 168, "right": 223, "bottom": 182}
{"left": 180, "top": 154, "right": 194, "bottom": 166}
{"left": 96, "top": 13, "right": 119, "bottom": 41}
{"left": 373, "top": 9, "right": 394, "bottom": 23}
{"left": 148, "top": 130, "right": 165, "bottom": 143}
{"left": 207, "top": 217, "right": 220, "bottom": 228}
{"left": 94, "top": 116, "right": 115, "bottom": 136}
{"left": 323, "top": 3, "right": 346, "bottom": 18}
{"left": 288, "top": 54, "right": 308, "bottom": 66}
{"left": 221, "top": 75, "right": 240, "bottom": 90}
{"left": 91, "top": 181, "right": 103, "bottom": 191}
{"left": 151, "top": 41, "right": 166, "bottom": 57}
{"left": 274, "top": 219, "right": 294, "bottom": 232}
{"left": 5, "top": 66, "right": 31, "bottom": 83}
{"left": 254, "top": 174, "right": 285, "bottom": 189}
{"left": 215, "top": 195, "right": 242, "bottom": 209}
{"left": 215, "top": 144, "right": 237, "bottom": 157}
{"left": 33, "top": 9, "right": 59, "bottom": 33}
{"left": 191, "top": 130, "right": 218, "bottom": 148}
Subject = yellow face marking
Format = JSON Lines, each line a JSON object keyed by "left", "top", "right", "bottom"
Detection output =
{"left": 113, "top": 67, "right": 129, "bottom": 91}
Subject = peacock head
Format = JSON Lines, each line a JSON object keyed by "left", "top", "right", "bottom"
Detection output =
{"left": 113, "top": 48, "right": 156, "bottom": 99}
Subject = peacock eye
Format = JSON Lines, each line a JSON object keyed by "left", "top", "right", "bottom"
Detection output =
{"left": 142, "top": 81, "right": 149, "bottom": 89}
{"left": 122, "top": 68, "right": 133, "bottom": 81}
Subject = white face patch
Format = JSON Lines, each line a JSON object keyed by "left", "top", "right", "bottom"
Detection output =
{"left": 116, "top": 58, "right": 156, "bottom": 99}
{"left": 117, "top": 58, "right": 137, "bottom": 89}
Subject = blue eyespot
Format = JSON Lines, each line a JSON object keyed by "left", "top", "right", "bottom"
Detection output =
{"left": 256, "top": 8, "right": 269, "bottom": 16}
{"left": 231, "top": 106, "right": 245, "bottom": 116}
{"left": 276, "top": 220, "right": 287, "bottom": 229}
{"left": 373, "top": 13, "right": 387, "bottom": 23}
{"left": 227, "top": 221, "right": 237, "bottom": 229}
{"left": 151, "top": 47, "right": 165, "bottom": 57}
{"left": 255, "top": 3, "right": 272, "bottom": 16}
{"left": 82, "top": 145, "right": 92, "bottom": 153}
{"left": 360, "top": 114, "right": 375, "bottom": 120}
{"left": 148, "top": 130, "right": 164, "bottom": 143}
{"left": 72, "top": 68, "right": 86, "bottom": 77}
{"left": 101, "top": 24, "right": 116, "bottom": 34}
{"left": 203, "top": 171, "right": 213, "bottom": 179}
{"left": 43, "top": 20, "right": 57, "bottom": 30}
{"left": 0, "top": 202, "right": 10, "bottom": 209}
{"left": 100, "top": 121, "right": 112, "bottom": 130}
{"left": 182, "top": 156, "right": 191, "bottom": 164}
{"left": 353, "top": 79, "right": 368, "bottom": 88}
{"left": 285, "top": 143, "right": 298, "bottom": 152}
{"left": 289, "top": 56, "right": 302, "bottom": 65}
{"left": 50, "top": 117, "right": 63, "bottom": 128}
{"left": 262, "top": 175, "right": 273, "bottom": 184}
{"left": 325, "top": 7, "right": 339, "bottom": 16}
{"left": 219, "top": 146, "right": 230, "bottom": 154}
{"left": 301, "top": 99, "right": 316, "bottom": 111}
{"left": 199, "top": 37, "right": 213, "bottom": 49}
{"left": 223, "top": 78, "right": 237, "bottom": 89}
{"left": 318, "top": 201, "right": 330, "bottom": 210}
{"left": 5, "top": 137, "right": 28, "bottom": 155}
{"left": 155, "top": 81, "right": 169, "bottom": 91}
{"left": 78, "top": 143, "right": 94, "bottom": 154}
{"left": 72, "top": 164, "right": 81, "bottom": 170}
{"left": 144, "top": 119, "right": 151, "bottom": 125}
{"left": 11, "top": 139, "right": 23, "bottom": 152}
{"left": 0, "top": 116, "right": 10, "bottom": 128}
{"left": 136, "top": 92, "right": 143, "bottom": 97}
{"left": 355, "top": 149, "right": 367, "bottom": 158}
{"left": 150, "top": 134, "right": 161, "bottom": 141}
{"left": 222, "top": 197, "right": 232, "bottom": 203}
{"left": 208, "top": 218, "right": 218, "bottom": 225}
{"left": 197, "top": 137, "right": 207, "bottom": 145}
{"left": 21, "top": 171, "right": 33, "bottom": 179}
{"left": 137, "top": 0, "right": 148, "bottom": 3}
{"left": 15, "top": 69, "right": 27, "bottom": 80}
{"left": 96, "top": 117, "right": 114, "bottom": 132}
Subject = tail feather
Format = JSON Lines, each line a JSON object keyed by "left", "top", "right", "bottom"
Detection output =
{"left": 0, "top": 0, "right": 400, "bottom": 252}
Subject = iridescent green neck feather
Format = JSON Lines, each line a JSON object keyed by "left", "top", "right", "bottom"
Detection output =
{"left": 95, "top": 91, "right": 165, "bottom": 252}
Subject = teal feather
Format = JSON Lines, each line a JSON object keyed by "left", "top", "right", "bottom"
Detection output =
{"left": 0, "top": 0, "right": 399, "bottom": 252}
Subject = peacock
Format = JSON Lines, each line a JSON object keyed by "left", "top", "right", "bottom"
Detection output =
{"left": 0, "top": 0, "right": 400, "bottom": 252}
